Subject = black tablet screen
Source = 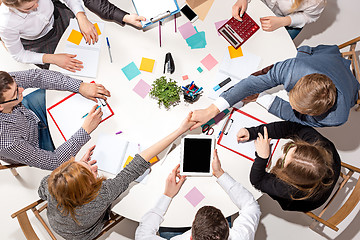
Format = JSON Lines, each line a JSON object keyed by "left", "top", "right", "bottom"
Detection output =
{"left": 183, "top": 138, "right": 212, "bottom": 173}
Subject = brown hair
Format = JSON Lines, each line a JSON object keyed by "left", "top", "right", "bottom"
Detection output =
{"left": 290, "top": 0, "right": 304, "bottom": 12}
{"left": 1, "top": 0, "right": 34, "bottom": 8}
{"left": 289, "top": 73, "right": 336, "bottom": 116}
{"left": 192, "top": 206, "right": 229, "bottom": 240}
{"left": 271, "top": 140, "right": 334, "bottom": 200}
{"left": 0, "top": 71, "right": 15, "bottom": 102}
{"left": 47, "top": 158, "right": 105, "bottom": 224}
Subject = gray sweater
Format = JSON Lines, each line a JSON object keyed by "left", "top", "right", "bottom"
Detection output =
{"left": 38, "top": 154, "right": 151, "bottom": 240}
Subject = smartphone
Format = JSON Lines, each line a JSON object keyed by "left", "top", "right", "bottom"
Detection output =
{"left": 181, "top": 4, "right": 198, "bottom": 22}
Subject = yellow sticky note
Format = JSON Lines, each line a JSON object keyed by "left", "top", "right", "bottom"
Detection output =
{"left": 94, "top": 23, "right": 102, "bottom": 35}
{"left": 139, "top": 57, "right": 155, "bottom": 73}
{"left": 123, "top": 156, "right": 134, "bottom": 168}
{"left": 67, "top": 29, "right": 83, "bottom": 45}
{"left": 149, "top": 156, "right": 159, "bottom": 164}
{"left": 228, "top": 46, "right": 243, "bottom": 59}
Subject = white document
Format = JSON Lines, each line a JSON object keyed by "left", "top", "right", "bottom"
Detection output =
{"left": 93, "top": 134, "right": 150, "bottom": 182}
{"left": 219, "top": 110, "right": 277, "bottom": 160}
{"left": 47, "top": 93, "right": 113, "bottom": 141}
{"left": 58, "top": 19, "right": 104, "bottom": 78}
{"left": 132, "top": 0, "right": 178, "bottom": 27}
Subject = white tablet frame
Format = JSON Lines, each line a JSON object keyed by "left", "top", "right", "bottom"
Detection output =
{"left": 180, "top": 134, "right": 215, "bottom": 176}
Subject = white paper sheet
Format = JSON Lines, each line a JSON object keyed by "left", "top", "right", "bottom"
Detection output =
{"left": 219, "top": 110, "right": 277, "bottom": 160}
{"left": 47, "top": 93, "right": 113, "bottom": 141}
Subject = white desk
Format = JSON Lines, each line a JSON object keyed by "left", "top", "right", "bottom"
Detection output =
{"left": 47, "top": 0, "right": 296, "bottom": 227}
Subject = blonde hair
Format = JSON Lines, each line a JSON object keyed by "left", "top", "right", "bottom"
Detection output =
{"left": 47, "top": 158, "right": 105, "bottom": 224}
{"left": 289, "top": 73, "right": 336, "bottom": 116}
{"left": 271, "top": 140, "right": 334, "bottom": 200}
{"left": 290, "top": 0, "right": 304, "bottom": 12}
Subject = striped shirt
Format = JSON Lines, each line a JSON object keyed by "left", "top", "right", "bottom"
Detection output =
{"left": 0, "top": 69, "right": 90, "bottom": 170}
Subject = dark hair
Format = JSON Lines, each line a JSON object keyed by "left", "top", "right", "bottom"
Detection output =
{"left": 192, "top": 206, "right": 229, "bottom": 240}
{"left": 271, "top": 140, "right": 334, "bottom": 200}
{"left": 0, "top": 71, "right": 14, "bottom": 102}
{"left": 289, "top": 73, "right": 336, "bottom": 116}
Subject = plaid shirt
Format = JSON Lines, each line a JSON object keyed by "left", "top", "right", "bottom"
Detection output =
{"left": 0, "top": 69, "right": 90, "bottom": 170}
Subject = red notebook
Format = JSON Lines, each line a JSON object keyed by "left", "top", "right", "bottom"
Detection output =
{"left": 218, "top": 14, "right": 259, "bottom": 49}
{"left": 217, "top": 108, "right": 279, "bottom": 163}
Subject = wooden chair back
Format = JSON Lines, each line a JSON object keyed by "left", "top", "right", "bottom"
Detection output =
{"left": 11, "top": 199, "right": 125, "bottom": 240}
{"left": 0, "top": 161, "right": 26, "bottom": 176}
{"left": 338, "top": 36, "right": 360, "bottom": 110}
{"left": 305, "top": 162, "right": 360, "bottom": 231}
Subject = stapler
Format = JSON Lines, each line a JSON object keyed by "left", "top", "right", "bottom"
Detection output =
{"left": 163, "top": 52, "right": 175, "bottom": 74}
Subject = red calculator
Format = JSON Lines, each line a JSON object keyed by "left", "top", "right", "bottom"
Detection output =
{"left": 218, "top": 13, "right": 259, "bottom": 49}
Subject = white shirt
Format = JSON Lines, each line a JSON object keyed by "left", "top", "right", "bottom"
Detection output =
{"left": 261, "top": 0, "right": 326, "bottom": 28}
{"left": 135, "top": 173, "right": 261, "bottom": 240}
{"left": 0, "top": 0, "right": 84, "bottom": 64}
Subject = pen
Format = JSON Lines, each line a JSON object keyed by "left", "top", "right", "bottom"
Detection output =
{"left": 106, "top": 37, "right": 113, "bottom": 63}
{"left": 182, "top": 86, "right": 196, "bottom": 93}
{"left": 115, "top": 131, "right": 123, "bottom": 135}
{"left": 194, "top": 87, "right": 203, "bottom": 94}
{"left": 82, "top": 105, "right": 101, "bottom": 118}
{"left": 97, "top": 98, "right": 106, "bottom": 106}
{"left": 159, "top": 21, "right": 162, "bottom": 47}
{"left": 213, "top": 78, "right": 231, "bottom": 91}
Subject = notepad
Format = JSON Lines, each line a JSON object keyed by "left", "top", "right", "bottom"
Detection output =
{"left": 92, "top": 135, "right": 150, "bottom": 182}
{"left": 47, "top": 91, "right": 114, "bottom": 141}
{"left": 139, "top": 57, "right": 155, "bottom": 72}
{"left": 133, "top": 79, "right": 152, "bottom": 98}
{"left": 122, "top": 62, "right": 141, "bottom": 81}
{"left": 201, "top": 54, "right": 218, "bottom": 71}
{"left": 185, "top": 187, "right": 205, "bottom": 207}
{"left": 59, "top": 19, "right": 105, "bottom": 78}
{"left": 178, "top": 22, "right": 196, "bottom": 39}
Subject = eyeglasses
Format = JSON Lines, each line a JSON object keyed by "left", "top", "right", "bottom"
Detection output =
{"left": 281, "top": 143, "right": 295, "bottom": 168}
{"left": 0, "top": 85, "right": 19, "bottom": 104}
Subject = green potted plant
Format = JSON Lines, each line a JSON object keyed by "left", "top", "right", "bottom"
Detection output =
{"left": 150, "top": 76, "right": 181, "bottom": 109}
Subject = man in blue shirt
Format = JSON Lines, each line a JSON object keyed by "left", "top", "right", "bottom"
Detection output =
{"left": 191, "top": 45, "right": 359, "bottom": 128}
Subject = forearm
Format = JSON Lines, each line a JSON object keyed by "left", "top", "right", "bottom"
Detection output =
{"left": 83, "top": 0, "right": 129, "bottom": 24}
{"left": 63, "top": 0, "right": 85, "bottom": 15}
{"left": 249, "top": 154, "right": 269, "bottom": 188}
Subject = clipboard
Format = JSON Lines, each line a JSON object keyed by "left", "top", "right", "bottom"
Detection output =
{"left": 217, "top": 108, "right": 279, "bottom": 164}
{"left": 47, "top": 83, "right": 114, "bottom": 141}
{"left": 132, "top": 0, "right": 180, "bottom": 28}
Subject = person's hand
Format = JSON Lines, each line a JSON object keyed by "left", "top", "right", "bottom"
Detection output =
{"left": 237, "top": 128, "right": 250, "bottom": 143}
{"left": 80, "top": 145, "right": 98, "bottom": 175}
{"left": 190, "top": 104, "right": 220, "bottom": 131}
{"left": 76, "top": 12, "right": 98, "bottom": 44}
{"left": 123, "top": 13, "right": 146, "bottom": 28}
{"left": 254, "top": 126, "right": 271, "bottom": 159}
{"left": 242, "top": 93, "right": 259, "bottom": 104}
{"left": 232, "top": 0, "right": 248, "bottom": 21}
{"left": 178, "top": 112, "right": 197, "bottom": 133}
{"left": 260, "top": 16, "right": 291, "bottom": 32}
{"left": 43, "top": 53, "right": 83, "bottom": 72}
{"left": 164, "top": 164, "right": 186, "bottom": 198}
{"left": 212, "top": 149, "right": 224, "bottom": 178}
{"left": 82, "top": 105, "right": 103, "bottom": 134}
{"left": 79, "top": 82, "right": 111, "bottom": 102}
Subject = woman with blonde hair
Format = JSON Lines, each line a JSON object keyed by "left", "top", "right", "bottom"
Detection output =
{"left": 38, "top": 113, "right": 196, "bottom": 240}
{"left": 237, "top": 121, "right": 340, "bottom": 211}
{"left": 232, "top": 0, "right": 326, "bottom": 39}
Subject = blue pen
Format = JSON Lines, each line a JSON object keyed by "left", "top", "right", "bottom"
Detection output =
{"left": 106, "top": 37, "right": 113, "bottom": 63}
{"left": 194, "top": 87, "right": 203, "bottom": 94}
{"left": 182, "top": 86, "right": 195, "bottom": 92}
{"left": 82, "top": 105, "right": 101, "bottom": 118}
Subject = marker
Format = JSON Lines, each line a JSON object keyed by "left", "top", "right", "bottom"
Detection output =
{"left": 193, "top": 87, "right": 203, "bottom": 94}
{"left": 115, "top": 131, "right": 123, "bottom": 135}
{"left": 182, "top": 86, "right": 195, "bottom": 92}
{"left": 82, "top": 105, "right": 101, "bottom": 118}
{"left": 106, "top": 37, "right": 113, "bottom": 63}
{"left": 213, "top": 78, "right": 231, "bottom": 91}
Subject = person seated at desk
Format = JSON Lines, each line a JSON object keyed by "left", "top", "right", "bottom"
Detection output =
{"left": 83, "top": 0, "right": 145, "bottom": 28}
{"left": 0, "top": 0, "right": 97, "bottom": 70}
{"left": 190, "top": 45, "right": 360, "bottom": 128}
{"left": 232, "top": 0, "right": 326, "bottom": 39}
{"left": 135, "top": 150, "right": 261, "bottom": 240}
{"left": 237, "top": 121, "right": 340, "bottom": 212}
{"left": 38, "top": 113, "right": 197, "bottom": 240}
{"left": 0, "top": 69, "right": 110, "bottom": 170}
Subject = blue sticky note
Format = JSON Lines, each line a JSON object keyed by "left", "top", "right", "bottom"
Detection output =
{"left": 197, "top": 67, "right": 203, "bottom": 73}
{"left": 122, "top": 62, "right": 141, "bottom": 81}
{"left": 186, "top": 31, "right": 207, "bottom": 49}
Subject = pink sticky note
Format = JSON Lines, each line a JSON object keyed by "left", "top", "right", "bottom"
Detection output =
{"left": 214, "top": 19, "right": 228, "bottom": 36}
{"left": 178, "top": 22, "right": 197, "bottom": 40}
{"left": 185, "top": 187, "right": 205, "bottom": 207}
{"left": 182, "top": 75, "right": 189, "bottom": 80}
{"left": 201, "top": 54, "right": 218, "bottom": 71}
{"left": 133, "top": 79, "right": 152, "bottom": 98}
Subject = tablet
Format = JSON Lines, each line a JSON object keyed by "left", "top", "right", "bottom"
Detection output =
{"left": 180, "top": 135, "right": 215, "bottom": 176}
